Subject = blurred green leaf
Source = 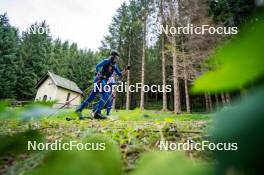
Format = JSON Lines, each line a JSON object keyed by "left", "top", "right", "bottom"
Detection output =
{"left": 0, "top": 130, "right": 42, "bottom": 156}
{"left": 193, "top": 11, "right": 264, "bottom": 92}
{"left": 0, "top": 103, "right": 57, "bottom": 120}
{"left": 130, "top": 151, "right": 214, "bottom": 175}
{"left": 212, "top": 87, "right": 264, "bottom": 174}
{"left": 21, "top": 105, "right": 56, "bottom": 121}
{"left": 28, "top": 135, "right": 122, "bottom": 175}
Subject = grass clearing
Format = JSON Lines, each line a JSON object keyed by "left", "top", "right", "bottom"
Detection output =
{"left": 0, "top": 107, "right": 213, "bottom": 174}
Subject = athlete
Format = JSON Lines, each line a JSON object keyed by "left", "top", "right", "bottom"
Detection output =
{"left": 75, "top": 50, "right": 128, "bottom": 119}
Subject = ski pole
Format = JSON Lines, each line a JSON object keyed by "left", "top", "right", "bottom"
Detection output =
{"left": 46, "top": 85, "right": 93, "bottom": 118}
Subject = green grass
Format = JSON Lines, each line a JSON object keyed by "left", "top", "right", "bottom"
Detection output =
{"left": 52, "top": 108, "right": 211, "bottom": 122}
{"left": 0, "top": 106, "right": 212, "bottom": 174}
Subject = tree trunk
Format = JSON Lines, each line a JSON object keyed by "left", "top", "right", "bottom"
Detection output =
{"left": 205, "top": 93, "right": 209, "bottom": 113}
{"left": 184, "top": 77, "right": 190, "bottom": 113}
{"left": 167, "top": 0, "right": 181, "bottom": 114}
{"left": 140, "top": 17, "right": 146, "bottom": 111}
{"left": 214, "top": 94, "right": 219, "bottom": 107}
{"left": 170, "top": 90, "right": 173, "bottom": 110}
{"left": 182, "top": 39, "right": 190, "bottom": 113}
{"left": 126, "top": 43, "right": 131, "bottom": 110}
{"left": 161, "top": 0, "right": 167, "bottom": 112}
{"left": 225, "top": 93, "right": 231, "bottom": 105}
{"left": 208, "top": 94, "right": 213, "bottom": 112}
{"left": 221, "top": 93, "right": 226, "bottom": 105}
{"left": 161, "top": 33, "right": 167, "bottom": 111}
{"left": 171, "top": 37, "right": 181, "bottom": 114}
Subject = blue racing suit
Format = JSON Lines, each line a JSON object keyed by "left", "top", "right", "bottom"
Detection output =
{"left": 92, "top": 77, "right": 115, "bottom": 115}
{"left": 76, "top": 57, "right": 121, "bottom": 113}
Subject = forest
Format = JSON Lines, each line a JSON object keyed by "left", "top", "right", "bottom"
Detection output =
{"left": 0, "top": 0, "right": 256, "bottom": 112}
{"left": 0, "top": 0, "right": 263, "bottom": 175}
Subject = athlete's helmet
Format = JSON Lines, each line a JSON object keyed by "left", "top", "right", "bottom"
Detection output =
{"left": 110, "top": 49, "right": 119, "bottom": 57}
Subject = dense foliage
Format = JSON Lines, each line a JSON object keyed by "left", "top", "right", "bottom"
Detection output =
{"left": 0, "top": 15, "right": 99, "bottom": 100}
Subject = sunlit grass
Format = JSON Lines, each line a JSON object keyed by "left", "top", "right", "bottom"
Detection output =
{"left": 49, "top": 108, "right": 211, "bottom": 122}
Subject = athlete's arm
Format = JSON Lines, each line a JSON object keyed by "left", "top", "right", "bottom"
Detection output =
{"left": 95, "top": 59, "right": 109, "bottom": 73}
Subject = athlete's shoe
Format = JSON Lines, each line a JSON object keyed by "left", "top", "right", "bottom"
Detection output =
{"left": 94, "top": 112, "right": 107, "bottom": 120}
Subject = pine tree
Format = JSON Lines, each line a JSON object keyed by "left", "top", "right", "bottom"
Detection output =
{"left": 100, "top": 0, "right": 144, "bottom": 109}
{"left": 0, "top": 13, "right": 19, "bottom": 99}
{"left": 17, "top": 21, "right": 53, "bottom": 100}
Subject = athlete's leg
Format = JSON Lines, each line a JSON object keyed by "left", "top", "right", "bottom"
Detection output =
{"left": 106, "top": 96, "right": 113, "bottom": 116}
{"left": 76, "top": 77, "right": 100, "bottom": 112}
{"left": 94, "top": 80, "right": 110, "bottom": 114}
{"left": 76, "top": 90, "right": 97, "bottom": 112}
